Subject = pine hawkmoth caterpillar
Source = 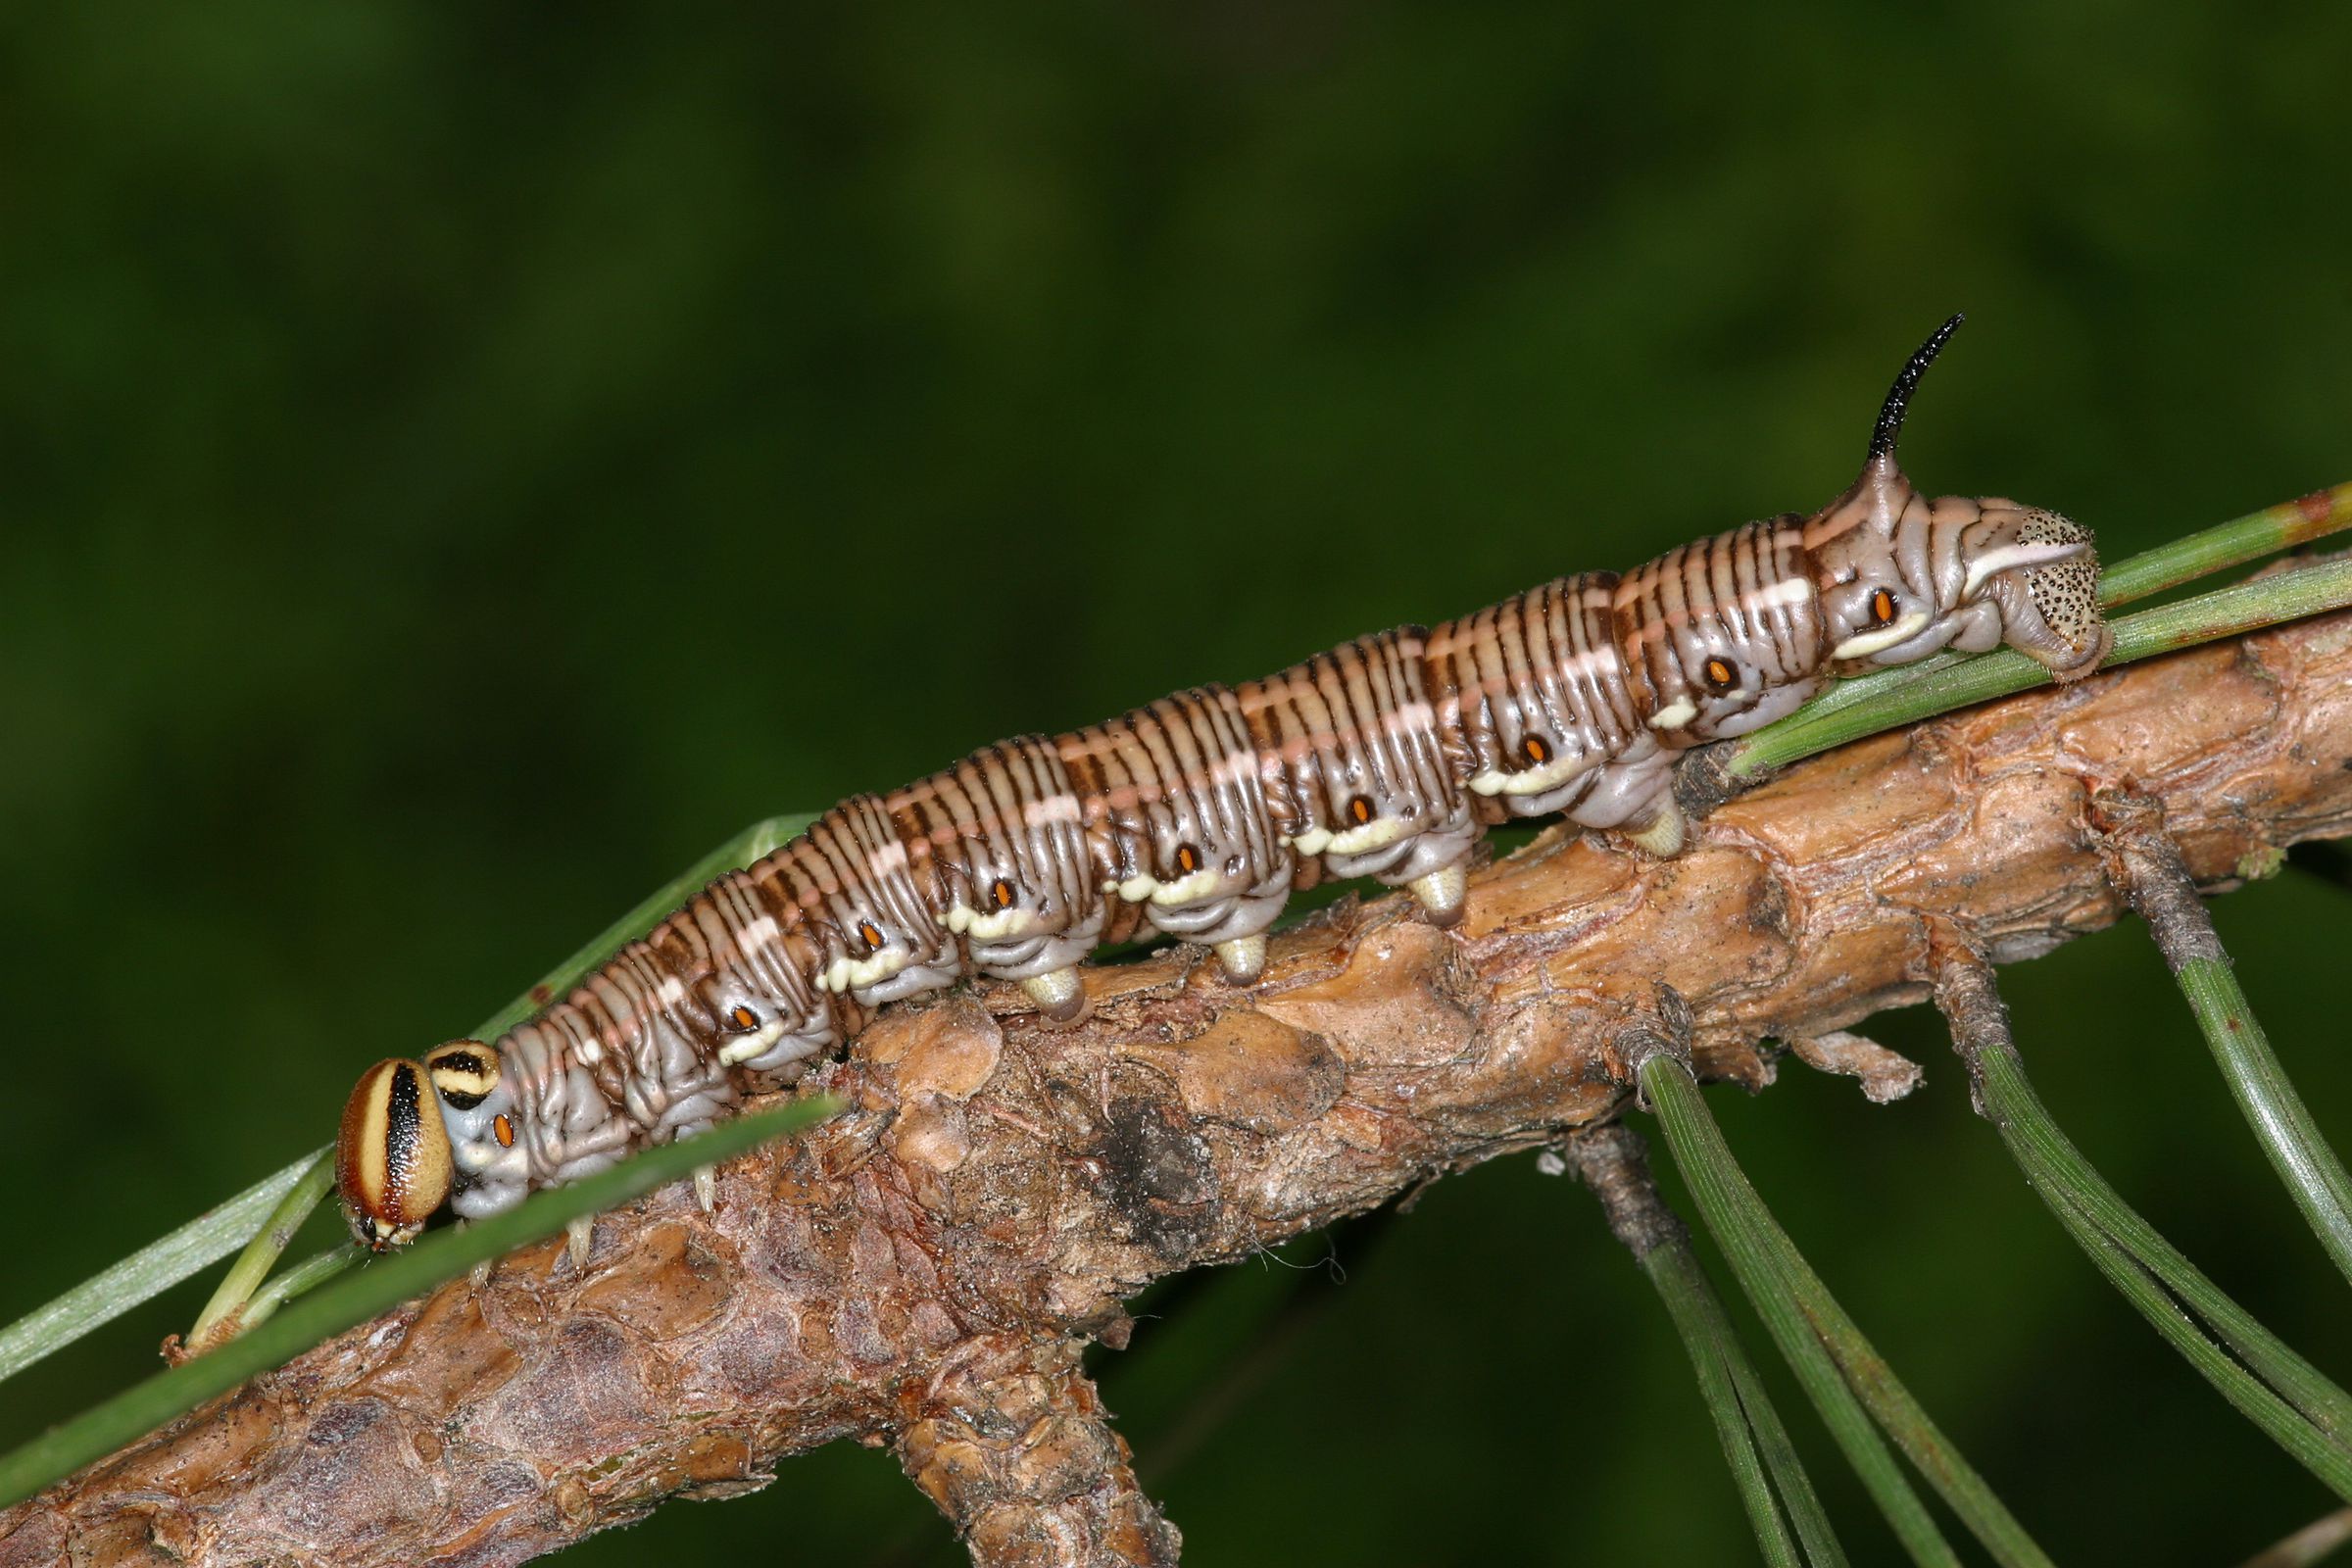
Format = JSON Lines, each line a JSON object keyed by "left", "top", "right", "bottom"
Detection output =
{"left": 335, "top": 316, "right": 2110, "bottom": 1250}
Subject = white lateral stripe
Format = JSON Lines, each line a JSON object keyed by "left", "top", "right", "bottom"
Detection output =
{"left": 1830, "top": 610, "right": 1932, "bottom": 661}
{"left": 1963, "top": 540, "right": 2087, "bottom": 597}
{"left": 1741, "top": 576, "right": 1812, "bottom": 612}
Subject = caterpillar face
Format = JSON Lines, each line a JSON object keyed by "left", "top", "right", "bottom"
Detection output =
{"left": 1802, "top": 313, "right": 2105, "bottom": 683}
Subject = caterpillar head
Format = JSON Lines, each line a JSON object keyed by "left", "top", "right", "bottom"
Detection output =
{"left": 335, "top": 1039, "right": 515, "bottom": 1249}
{"left": 336, "top": 1057, "right": 453, "bottom": 1250}
{"left": 1806, "top": 315, "right": 2108, "bottom": 682}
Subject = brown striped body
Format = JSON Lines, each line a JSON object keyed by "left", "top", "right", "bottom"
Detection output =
{"left": 335, "top": 316, "right": 2114, "bottom": 1249}
{"left": 888, "top": 737, "right": 1104, "bottom": 985}
{"left": 1613, "top": 515, "right": 1832, "bottom": 744}
{"left": 1424, "top": 571, "right": 1666, "bottom": 830}
{"left": 1236, "top": 628, "right": 1479, "bottom": 891}
{"left": 1059, "top": 686, "right": 1291, "bottom": 954}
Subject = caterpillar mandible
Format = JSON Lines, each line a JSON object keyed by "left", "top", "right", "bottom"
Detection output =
{"left": 335, "top": 316, "right": 2110, "bottom": 1250}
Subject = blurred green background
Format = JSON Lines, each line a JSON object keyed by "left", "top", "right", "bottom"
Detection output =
{"left": 3, "top": 3, "right": 2349, "bottom": 1563}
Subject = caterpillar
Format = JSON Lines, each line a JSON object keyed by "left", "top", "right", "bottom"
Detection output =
{"left": 335, "top": 316, "right": 2111, "bottom": 1250}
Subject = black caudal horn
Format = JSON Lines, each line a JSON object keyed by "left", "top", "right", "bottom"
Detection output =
{"left": 1867, "top": 313, "right": 1965, "bottom": 464}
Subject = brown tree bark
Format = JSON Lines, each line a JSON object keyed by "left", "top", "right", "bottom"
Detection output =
{"left": 7, "top": 605, "right": 2352, "bottom": 1568}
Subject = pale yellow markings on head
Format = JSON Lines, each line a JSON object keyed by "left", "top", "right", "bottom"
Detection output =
{"left": 1116, "top": 872, "right": 1158, "bottom": 903}
{"left": 351, "top": 1067, "right": 394, "bottom": 1213}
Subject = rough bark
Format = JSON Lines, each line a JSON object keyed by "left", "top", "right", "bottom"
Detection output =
{"left": 8, "top": 606, "right": 2352, "bottom": 1568}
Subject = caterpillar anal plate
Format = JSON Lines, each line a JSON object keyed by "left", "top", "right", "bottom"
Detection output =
{"left": 1212, "top": 935, "right": 1267, "bottom": 985}
{"left": 1407, "top": 862, "right": 1468, "bottom": 926}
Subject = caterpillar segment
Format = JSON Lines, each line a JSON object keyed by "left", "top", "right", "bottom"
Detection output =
{"left": 1426, "top": 571, "right": 1680, "bottom": 856}
{"left": 792, "top": 794, "right": 962, "bottom": 1007}
{"left": 1236, "top": 628, "right": 1482, "bottom": 926}
{"left": 1059, "top": 686, "right": 1293, "bottom": 986}
{"left": 335, "top": 315, "right": 2111, "bottom": 1251}
{"left": 890, "top": 735, "right": 1105, "bottom": 1021}
{"left": 666, "top": 861, "right": 839, "bottom": 1077}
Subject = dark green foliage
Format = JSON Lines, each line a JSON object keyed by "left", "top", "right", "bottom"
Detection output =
{"left": 3, "top": 4, "right": 2349, "bottom": 1562}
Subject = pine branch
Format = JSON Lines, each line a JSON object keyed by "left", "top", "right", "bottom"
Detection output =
{"left": 7, "top": 607, "right": 2352, "bottom": 1568}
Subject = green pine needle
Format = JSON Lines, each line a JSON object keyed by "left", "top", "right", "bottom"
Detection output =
{"left": 0, "top": 1152, "right": 321, "bottom": 1387}
{"left": 1937, "top": 956, "right": 2352, "bottom": 1499}
{"left": 1641, "top": 1050, "right": 2051, "bottom": 1568}
{"left": 1641, "top": 1213, "right": 1851, "bottom": 1567}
